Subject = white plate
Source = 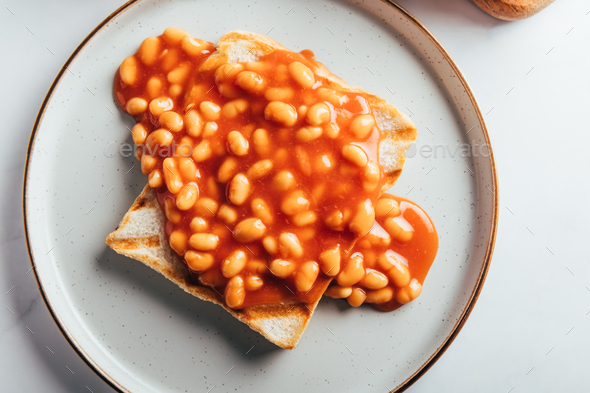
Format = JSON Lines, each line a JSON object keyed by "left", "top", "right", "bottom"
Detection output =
{"left": 23, "top": 1, "right": 498, "bottom": 392}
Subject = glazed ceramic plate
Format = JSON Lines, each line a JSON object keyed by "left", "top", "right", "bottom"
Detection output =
{"left": 23, "top": 0, "right": 497, "bottom": 392}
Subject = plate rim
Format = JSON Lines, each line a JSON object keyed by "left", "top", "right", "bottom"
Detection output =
{"left": 21, "top": 1, "right": 499, "bottom": 392}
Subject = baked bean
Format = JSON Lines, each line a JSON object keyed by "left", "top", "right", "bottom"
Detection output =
{"left": 366, "top": 287, "right": 394, "bottom": 304}
{"left": 226, "top": 131, "right": 249, "bottom": 156}
{"left": 137, "top": 36, "right": 161, "bottom": 65}
{"left": 146, "top": 129, "right": 173, "bottom": 151}
{"left": 383, "top": 217, "right": 414, "bottom": 243}
{"left": 131, "top": 123, "right": 148, "bottom": 145}
{"left": 363, "top": 161, "right": 381, "bottom": 191}
{"left": 269, "top": 259, "right": 295, "bottom": 278}
{"left": 126, "top": 98, "right": 147, "bottom": 116}
{"left": 264, "top": 102, "right": 297, "bottom": 126}
{"left": 206, "top": 176, "right": 221, "bottom": 199}
{"left": 264, "top": 87, "right": 294, "bottom": 101}
{"left": 278, "top": 232, "right": 303, "bottom": 259}
{"left": 365, "top": 229, "right": 391, "bottom": 248}
{"left": 251, "top": 198, "right": 273, "bottom": 224}
{"left": 189, "top": 233, "right": 219, "bottom": 251}
{"left": 342, "top": 144, "right": 369, "bottom": 167}
{"left": 199, "top": 269, "right": 228, "bottom": 287}
{"left": 295, "top": 261, "right": 319, "bottom": 293}
{"left": 161, "top": 48, "right": 181, "bottom": 72}
{"left": 217, "top": 82, "right": 241, "bottom": 99}
{"left": 149, "top": 97, "right": 174, "bottom": 117}
{"left": 194, "top": 198, "right": 218, "bottom": 216}
{"left": 280, "top": 190, "right": 310, "bottom": 216}
{"left": 199, "top": 101, "right": 221, "bottom": 121}
{"left": 176, "top": 136, "right": 194, "bottom": 158}
{"left": 272, "top": 170, "right": 295, "bottom": 191}
{"left": 163, "top": 27, "right": 189, "bottom": 44}
{"left": 148, "top": 169, "right": 163, "bottom": 188}
{"left": 164, "top": 198, "right": 182, "bottom": 224}
{"left": 324, "top": 285, "right": 353, "bottom": 299}
{"left": 375, "top": 198, "right": 400, "bottom": 219}
{"left": 324, "top": 210, "right": 345, "bottom": 231}
{"left": 169, "top": 84, "right": 182, "bottom": 97}
{"left": 217, "top": 156, "right": 238, "bottom": 183}
{"left": 317, "top": 88, "right": 349, "bottom": 107}
{"left": 168, "top": 62, "right": 191, "bottom": 84}
{"left": 245, "top": 61, "right": 271, "bottom": 73}
{"left": 222, "top": 99, "right": 249, "bottom": 119}
{"left": 184, "top": 250, "right": 215, "bottom": 272}
{"left": 319, "top": 245, "right": 341, "bottom": 276}
{"left": 350, "top": 114, "right": 375, "bottom": 139}
{"left": 324, "top": 122, "right": 340, "bottom": 139}
{"left": 228, "top": 174, "right": 251, "bottom": 205}
{"left": 306, "top": 103, "right": 330, "bottom": 126}
{"left": 203, "top": 121, "right": 218, "bottom": 138}
{"left": 359, "top": 268, "right": 389, "bottom": 289}
{"left": 347, "top": 287, "right": 367, "bottom": 307}
{"left": 247, "top": 260, "right": 267, "bottom": 275}
{"left": 189, "top": 217, "right": 208, "bottom": 233}
{"left": 296, "top": 126, "right": 323, "bottom": 143}
{"left": 177, "top": 157, "right": 196, "bottom": 180}
{"left": 336, "top": 253, "right": 365, "bottom": 287}
{"left": 120, "top": 56, "right": 138, "bottom": 85}
{"left": 163, "top": 158, "right": 183, "bottom": 194}
{"left": 236, "top": 71, "right": 265, "bottom": 93}
{"left": 217, "top": 204, "right": 238, "bottom": 224}
{"left": 380, "top": 252, "right": 411, "bottom": 287}
{"left": 169, "top": 230, "right": 188, "bottom": 254}
{"left": 294, "top": 146, "right": 311, "bottom": 176}
{"left": 349, "top": 199, "right": 375, "bottom": 236}
{"left": 262, "top": 236, "right": 278, "bottom": 255}
{"left": 221, "top": 250, "right": 247, "bottom": 278}
{"left": 291, "top": 211, "right": 317, "bottom": 227}
{"left": 176, "top": 183, "right": 199, "bottom": 210}
{"left": 252, "top": 128, "right": 271, "bottom": 155}
{"left": 246, "top": 159, "right": 273, "bottom": 179}
{"left": 141, "top": 153, "right": 158, "bottom": 175}
{"left": 184, "top": 110, "right": 203, "bottom": 137}
{"left": 225, "top": 275, "right": 246, "bottom": 308}
{"left": 297, "top": 105, "right": 308, "bottom": 118}
{"left": 181, "top": 36, "right": 212, "bottom": 57}
{"left": 315, "top": 153, "right": 335, "bottom": 173}
{"left": 192, "top": 139, "right": 212, "bottom": 162}
{"left": 159, "top": 112, "right": 183, "bottom": 133}
{"left": 312, "top": 183, "right": 327, "bottom": 203}
{"left": 274, "top": 148, "right": 289, "bottom": 165}
{"left": 396, "top": 279, "right": 422, "bottom": 304}
{"left": 215, "top": 63, "right": 244, "bottom": 83}
{"left": 146, "top": 77, "right": 164, "bottom": 99}
{"left": 233, "top": 218, "right": 266, "bottom": 243}
{"left": 245, "top": 275, "right": 264, "bottom": 291}
{"left": 288, "top": 61, "right": 314, "bottom": 89}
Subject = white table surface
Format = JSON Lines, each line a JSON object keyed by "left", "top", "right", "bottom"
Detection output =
{"left": 2, "top": 0, "right": 589, "bottom": 392}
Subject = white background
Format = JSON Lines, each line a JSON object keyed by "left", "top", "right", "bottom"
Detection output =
{"left": 1, "top": 0, "right": 589, "bottom": 392}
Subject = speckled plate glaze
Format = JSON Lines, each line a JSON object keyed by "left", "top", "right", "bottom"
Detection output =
{"left": 23, "top": 1, "right": 498, "bottom": 392}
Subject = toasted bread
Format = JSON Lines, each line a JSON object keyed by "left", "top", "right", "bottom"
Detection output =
{"left": 107, "top": 31, "right": 417, "bottom": 349}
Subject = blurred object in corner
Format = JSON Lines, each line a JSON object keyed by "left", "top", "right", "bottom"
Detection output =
{"left": 471, "top": 0, "right": 555, "bottom": 21}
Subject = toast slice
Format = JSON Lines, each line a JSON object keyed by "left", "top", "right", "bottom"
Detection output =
{"left": 106, "top": 185, "right": 326, "bottom": 349}
{"left": 107, "top": 31, "right": 417, "bottom": 349}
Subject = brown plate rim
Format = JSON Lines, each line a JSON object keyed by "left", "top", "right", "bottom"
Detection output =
{"left": 21, "top": 1, "right": 498, "bottom": 392}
